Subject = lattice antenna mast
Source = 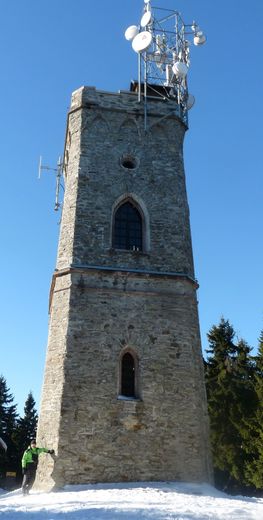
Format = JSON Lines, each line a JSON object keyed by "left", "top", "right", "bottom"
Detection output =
{"left": 125, "top": 0, "right": 206, "bottom": 131}
{"left": 38, "top": 156, "right": 64, "bottom": 211}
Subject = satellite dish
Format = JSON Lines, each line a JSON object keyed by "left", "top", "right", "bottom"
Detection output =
{"left": 125, "top": 25, "right": 139, "bottom": 41}
{"left": 172, "top": 61, "right": 188, "bottom": 78}
{"left": 193, "top": 32, "right": 206, "bottom": 46}
{"left": 141, "top": 11, "right": 152, "bottom": 28}
{"left": 186, "top": 93, "right": 195, "bottom": 110}
{"left": 132, "top": 31, "right": 153, "bottom": 53}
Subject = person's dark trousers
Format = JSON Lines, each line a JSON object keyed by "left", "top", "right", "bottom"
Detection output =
{"left": 21, "top": 466, "right": 37, "bottom": 495}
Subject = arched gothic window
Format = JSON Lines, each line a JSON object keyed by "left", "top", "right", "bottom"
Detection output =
{"left": 113, "top": 201, "right": 143, "bottom": 251}
{"left": 119, "top": 350, "right": 139, "bottom": 399}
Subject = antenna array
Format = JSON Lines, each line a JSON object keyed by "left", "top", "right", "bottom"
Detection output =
{"left": 38, "top": 156, "right": 64, "bottom": 211}
{"left": 125, "top": 0, "right": 206, "bottom": 129}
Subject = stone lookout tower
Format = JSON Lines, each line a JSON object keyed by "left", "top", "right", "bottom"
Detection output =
{"left": 36, "top": 1, "right": 212, "bottom": 490}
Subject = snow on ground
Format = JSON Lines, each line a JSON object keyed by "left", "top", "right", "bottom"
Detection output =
{"left": 0, "top": 481, "right": 263, "bottom": 519}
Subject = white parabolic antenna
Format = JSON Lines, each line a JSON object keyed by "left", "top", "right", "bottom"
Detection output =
{"left": 125, "top": 25, "right": 139, "bottom": 41}
{"left": 172, "top": 61, "right": 188, "bottom": 78}
{"left": 132, "top": 31, "right": 152, "bottom": 53}
{"left": 194, "top": 32, "right": 206, "bottom": 46}
{"left": 141, "top": 11, "right": 152, "bottom": 28}
{"left": 186, "top": 94, "right": 195, "bottom": 110}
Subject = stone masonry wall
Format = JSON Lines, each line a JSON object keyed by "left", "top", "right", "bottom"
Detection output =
{"left": 57, "top": 86, "right": 195, "bottom": 277}
{"left": 35, "top": 86, "right": 212, "bottom": 490}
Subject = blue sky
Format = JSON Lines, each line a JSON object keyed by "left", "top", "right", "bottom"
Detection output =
{"left": 0, "top": 0, "right": 262, "bottom": 416}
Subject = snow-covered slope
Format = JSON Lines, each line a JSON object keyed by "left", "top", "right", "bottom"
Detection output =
{"left": 0, "top": 481, "right": 262, "bottom": 519}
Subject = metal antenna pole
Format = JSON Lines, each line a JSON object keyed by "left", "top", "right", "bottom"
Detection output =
{"left": 54, "top": 156, "right": 62, "bottom": 211}
{"left": 138, "top": 53, "right": 141, "bottom": 103}
{"left": 144, "top": 52, "right": 148, "bottom": 132}
{"left": 38, "top": 155, "right": 64, "bottom": 212}
{"left": 175, "top": 12, "right": 181, "bottom": 113}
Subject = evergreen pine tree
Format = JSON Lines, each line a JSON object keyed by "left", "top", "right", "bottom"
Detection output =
{"left": 16, "top": 391, "right": 38, "bottom": 456}
{"left": 0, "top": 375, "right": 18, "bottom": 477}
{"left": 229, "top": 338, "right": 257, "bottom": 487}
{"left": 205, "top": 318, "right": 237, "bottom": 490}
{"left": 205, "top": 318, "right": 256, "bottom": 492}
{"left": 244, "top": 330, "right": 263, "bottom": 488}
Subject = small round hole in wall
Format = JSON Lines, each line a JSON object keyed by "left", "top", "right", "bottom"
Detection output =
{"left": 120, "top": 155, "right": 138, "bottom": 170}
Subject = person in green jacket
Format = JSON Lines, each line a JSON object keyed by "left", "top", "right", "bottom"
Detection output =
{"left": 21, "top": 439, "right": 54, "bottom": 495}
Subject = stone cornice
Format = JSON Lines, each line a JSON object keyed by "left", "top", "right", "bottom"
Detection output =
{"left": 49, "top": 264, "right": 198, "bottom": 313}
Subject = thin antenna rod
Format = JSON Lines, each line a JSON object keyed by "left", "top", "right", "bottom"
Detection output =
{"left": 144, "top": 52, "right": 148, "bottom": 132}
{"left": 54, "top": 157, "right": 63, "bottom": 211}
{"left": 38, "top": 156, "right": 42, "bottom": 179}
{"left": 38, "top": 155, "right": 64, "bottom": 212}
{"left": 138, "top": 54, "right": 141, "bottom": 103}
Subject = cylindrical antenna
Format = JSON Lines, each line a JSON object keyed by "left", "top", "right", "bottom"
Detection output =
{"left": 38, "top": 156, "right": 43, "bottom": 179}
